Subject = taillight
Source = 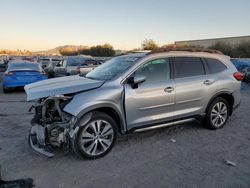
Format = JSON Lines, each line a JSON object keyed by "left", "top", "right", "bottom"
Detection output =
{"left": 4, "top": 72, "right": 13, "bottom": 76}
{"left": 233, "top": 72, "right": 244, "bottom": 81}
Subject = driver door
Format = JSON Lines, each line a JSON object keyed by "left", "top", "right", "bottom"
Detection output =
{"left": 124, "top": 58, "right": 175, "bottom": 130}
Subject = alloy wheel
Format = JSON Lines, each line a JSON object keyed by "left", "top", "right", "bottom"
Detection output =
{"left": 210, "top": 102, "right": 228, "bottom": 127}
{"left": 80, "top": 120, "right": 114, "bottom": 156}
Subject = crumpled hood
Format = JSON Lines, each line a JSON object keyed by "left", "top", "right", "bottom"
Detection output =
{"left": 24, "top": 75, "right": 104, "bottom": 101}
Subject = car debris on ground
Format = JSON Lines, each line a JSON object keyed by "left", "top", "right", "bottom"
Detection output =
{"left": 0, "top": 166, "right": 34, "bottom": 188}
{"left": 225, "top": 160, "right": 237, "bottom": 167}
{"left": 170, "top": 139, "right": 177, "bottom": 143}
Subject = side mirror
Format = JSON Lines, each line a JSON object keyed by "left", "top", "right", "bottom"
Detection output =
{"left": 129, "top": 75, "right": 146, "bottom": 89}
{"left": 134, "top": 75, "right": 146, "bottom": 84}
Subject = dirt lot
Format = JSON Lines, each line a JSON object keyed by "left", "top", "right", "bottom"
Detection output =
{"left": 0, "top": 73, "right": 250, "bottom": 188}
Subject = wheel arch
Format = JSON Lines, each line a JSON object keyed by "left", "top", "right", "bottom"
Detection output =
{"left": 75, "top": 104, "right": 126, "bottom": 134}
{"left": 206, "top": 91, "right": 234, "bottom": 116}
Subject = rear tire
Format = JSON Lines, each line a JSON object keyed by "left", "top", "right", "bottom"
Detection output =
{"left": 72, "top": 112, "right": 117, "bottom": 159}
{"left": 47, "top": 72, "right": 54, "bottom": 78}
{"left": 3, "top": 87, "right": 9, "bottom": 93}
{"left": 205, "top": 97, "right": 229, "bottom": 130}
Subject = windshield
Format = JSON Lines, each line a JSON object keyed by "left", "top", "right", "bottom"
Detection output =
{"left": 85, "top": 56, "right": 142, "bottom": 80}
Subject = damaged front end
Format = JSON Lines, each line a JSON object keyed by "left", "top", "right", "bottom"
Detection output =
{"left": 29, "top": 95, "right": 77, "bottom": 158}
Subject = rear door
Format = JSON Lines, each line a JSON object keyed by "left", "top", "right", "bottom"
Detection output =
{"left": 124, "top": 58, "right": 175, "bottom": 130}
{"left": 173, "top": 57, "right": 211, "bottom": 119}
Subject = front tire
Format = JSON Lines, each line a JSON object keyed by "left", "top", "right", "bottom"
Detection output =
{"left": 3, "top": 87, "right": 9, "bottom": 93}
{"left": 205, "top": 97, "right": 229, "bottom": 130}
{"left": 73, "top": 112, "right": 118, "bottom": 159}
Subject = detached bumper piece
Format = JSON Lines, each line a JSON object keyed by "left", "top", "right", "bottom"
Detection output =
{"left": 0, "top": 168, "right": 34, "bottom": 188}
{"left": 29, "top": 124, "right": 54, "bottom": 158}
{"left": 0, "top": 179, "right": 34, "bottom": 188}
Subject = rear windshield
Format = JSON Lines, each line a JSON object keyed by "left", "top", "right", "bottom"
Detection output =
{"left": 8, "top": 62, "right": 41, "bottom": 71}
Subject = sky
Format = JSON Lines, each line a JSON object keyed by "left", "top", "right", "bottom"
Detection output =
{"left": 0, "top": 0, "right": 250, "bottom": 51}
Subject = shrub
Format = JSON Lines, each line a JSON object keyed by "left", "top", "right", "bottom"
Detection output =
{"left": 80, "top": 43, "right": 115, "bottom": 57}
{"left": 59, "top": 47, "right": 80, "bottom": 56}
{"left": 141, "top": 39, "right": 159, "bottom": 50}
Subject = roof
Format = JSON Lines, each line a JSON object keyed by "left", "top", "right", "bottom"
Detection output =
{"left": 147, "top": 48, "right": 223, "bottom": 55}
{"left": 117, "top": 52, "right": 147, "bottom": 59}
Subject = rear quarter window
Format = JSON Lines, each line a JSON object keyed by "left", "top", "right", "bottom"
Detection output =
{"left": 205, "top": 58, "right": 227, "bottom": 74}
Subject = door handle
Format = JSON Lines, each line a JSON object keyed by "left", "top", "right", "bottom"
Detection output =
{"left": 164, "top": 87, "right": 174, "bottom": 93}
{"left": 204, "top": 80, "right": 214, "bottom": 85}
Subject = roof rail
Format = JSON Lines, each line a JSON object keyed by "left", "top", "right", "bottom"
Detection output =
{"left": 147, "top": 48, "right": 223, "bottom": 55}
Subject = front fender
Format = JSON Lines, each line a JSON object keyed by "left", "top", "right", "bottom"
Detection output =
{"left": 63, "top": 86, "right": 127, "bottom": 132}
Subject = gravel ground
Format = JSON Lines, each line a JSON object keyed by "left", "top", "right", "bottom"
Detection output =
{"left": 0, "top": 72, "right": 250, "bottom": 188}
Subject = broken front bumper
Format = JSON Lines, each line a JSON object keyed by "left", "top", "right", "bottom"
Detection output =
{"left": 28, "top": 115, "right": 79, "bottom": 158}
{"left": 29, "top": 124, "right": 55, "bottom": 158}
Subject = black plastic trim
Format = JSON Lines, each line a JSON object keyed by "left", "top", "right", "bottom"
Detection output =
{"left": 127, "top": 115, "right": 202, "bottom": 134}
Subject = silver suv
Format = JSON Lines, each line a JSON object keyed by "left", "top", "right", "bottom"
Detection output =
{"left": 25, "top": 49, "right": 242, "bottom": 159}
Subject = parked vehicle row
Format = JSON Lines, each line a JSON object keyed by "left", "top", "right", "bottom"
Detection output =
{"left": 46, "top": 56, "right": 101, "bottom": 78}
{"left": 25, "top": 49, "right": 242, "bottom": 159}
{"left": 1, "top": 55, "right": 104, "bottom": 92}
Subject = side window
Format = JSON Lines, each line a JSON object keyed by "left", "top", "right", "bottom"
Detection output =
{"left": 135, "top": 58, "right": 170, "bottom": 83}
{"left": 174, "top": 57, "right": 205, "bottom": 78}
{"left": 205, "top": 58, "right": 227, "bottom": 74}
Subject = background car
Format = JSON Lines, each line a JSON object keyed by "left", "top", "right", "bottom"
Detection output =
{"left": 2, "top": 61, "right": 48, "bottom": 93}
{"left": 231, "top": 59, "right": 250, "bottom": 83}
{"left": 0, "top": 59, "right": 8, "bottom": 72}
{"left": 44, "top": 59, "right": 62, "bottom": 78}
{"left": 38, "top": 57, "right": 61, "bottom": 69}
{"left": 53, "top": 55, "right": 100, "bottom": 77}
{"left": 38, "top": 57, "right": 51, "bottom": 69}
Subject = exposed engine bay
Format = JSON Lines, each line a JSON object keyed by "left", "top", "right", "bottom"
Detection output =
{"left": 29, "top": 95, "right": 77, "bottom": 158}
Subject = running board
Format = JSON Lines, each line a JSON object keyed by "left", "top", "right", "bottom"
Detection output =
{"left": 133, "top": 118, "right": 196, "bottom": 133}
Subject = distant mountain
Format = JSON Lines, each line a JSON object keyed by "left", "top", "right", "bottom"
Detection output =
{"left": 34, "top": 45, "right": 89, "bottom": 55}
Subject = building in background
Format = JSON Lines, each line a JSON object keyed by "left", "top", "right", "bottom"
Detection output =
{"left": 175, "top": 36, "right": 250, "bottom": 48}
